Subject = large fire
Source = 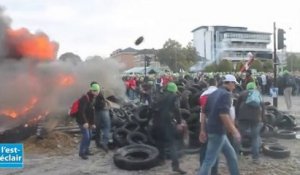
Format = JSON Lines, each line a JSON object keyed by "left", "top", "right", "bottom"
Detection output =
{"left": 0, "top": 25, "right": 62, "bottom": 120}
{"left": 0, "top": 97, "right": 38, "bottom": 119}
{"left": 6, "top": 28, "right": 58, "bottom": 61}
{"left": 0, "top": 73, "right": 75, "bottom": 119}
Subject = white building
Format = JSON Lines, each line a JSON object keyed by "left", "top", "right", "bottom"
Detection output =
{"left": 192, "top": 26, "right": 272, "bottom": 64}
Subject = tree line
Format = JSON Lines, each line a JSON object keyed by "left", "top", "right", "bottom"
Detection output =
{"left": 203, "top": 59, "right": 274, "bottom": 72}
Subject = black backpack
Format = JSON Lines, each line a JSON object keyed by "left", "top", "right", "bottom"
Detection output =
{"left": 286, "top": 76, "right": 295, "bottom": 87}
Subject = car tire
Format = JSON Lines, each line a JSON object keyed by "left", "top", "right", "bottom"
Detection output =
{"left": 262, "top": 144, "right": 290, "bottom": 159}
{"left": 113, "top": 144, "right": 159, "bottom": 170}
{"left": 122, "top": 122, "right": 140, "bottom": 133}
{"left": 276, "top": 130, "right": 296, "bottom": 139}
{"left": 127, "top": 131, "right": 148, "bottom": 145}
{"left": 113, "top": 128, "right": 130, "bottom": 147}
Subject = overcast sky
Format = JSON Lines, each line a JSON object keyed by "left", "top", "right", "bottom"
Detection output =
{"left": 1, "top": 0, "right": 299, "bottom": 59}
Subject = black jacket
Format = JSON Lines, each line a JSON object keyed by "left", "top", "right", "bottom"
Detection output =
{"left": 152, "top": 92, "right": 182, "bottom": 128}
{"left": 283, "top": 74, "right": 295, "bottom": 88}
{"left": 94, "top": 93, "right": 107, "bottom": 111}
{"left": 76, "top": 91, "right": 95, "bottom": 125}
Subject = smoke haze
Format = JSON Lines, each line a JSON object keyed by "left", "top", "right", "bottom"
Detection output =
{"left": 0, "top": 7, "right": 126, "bottom": 131}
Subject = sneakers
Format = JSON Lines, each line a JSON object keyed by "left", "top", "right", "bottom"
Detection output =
{"left": 85, "top": 151, "right": 94, "bottom": 156}
{"left": 252, "top": 159, "right": 261, "bottom": 165}
{"left": 172, "top": 167, "right": 186, "bottom": 174}
{"left": 79, "top": 154, "right": 88, "bottom": 160}
{"left": 102, "top": 145, "right": 109, "bottom": 153}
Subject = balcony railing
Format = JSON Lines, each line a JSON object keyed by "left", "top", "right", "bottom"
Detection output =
{"left": 221, "top": 47, "right": 271, "bottom": 52}
{"left": 222, "top": 38, "right": 270, "bottom": 43}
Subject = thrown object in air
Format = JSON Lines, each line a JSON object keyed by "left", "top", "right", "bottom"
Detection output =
{"left": 135, "top": 36, "right": 144, "bottom": 46}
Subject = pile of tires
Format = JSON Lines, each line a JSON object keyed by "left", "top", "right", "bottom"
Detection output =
{"left": 176, "top": 80, "right": 205, "bottom": 150}
{"left": 264, "top": 106, "right": 298, "bottom": 131}
{"left": 110, "top": 105, "right": 160, "bottom": 170}
{"left": 262, "top": 105, "right": 299, "bottom": 142}
{"left": 238, "top": 104, "right": 296, "bottom": 159}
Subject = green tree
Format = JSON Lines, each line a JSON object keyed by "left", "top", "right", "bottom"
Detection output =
{"left": 59, "top": 52, "right": 82, "bottom": 65}
{"left": 182, "top": 42, "right": 198, "bottom": 69}
{"left": 235, "top": 60, "right": 245, "bottom": 72}
{"left": 203, "top": 63, "right": 218, "bottom": 72}
{"left": 251, "top": 59, "right": 263, "bottom": 72}
{"left": 218, "top": 59, "right": 233, "bottom": 72}
{"left": 157, "top": 39, "right": 198, "bottom": 72}
{"left": 262, "top": 60, "right": 273, "bottom": 72}
{"left": 286, "top": 54, "right": 300, "bottom": 71}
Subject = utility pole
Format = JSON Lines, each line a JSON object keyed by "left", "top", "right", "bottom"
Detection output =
{"left": 273, "top": 22, "right": 278, "bottom": 107}
{"left": 144, "top": 55, "right": 147, "bottom": 77}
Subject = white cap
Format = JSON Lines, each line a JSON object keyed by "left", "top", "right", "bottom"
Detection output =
{"left": 223, "top": 74, "right": 239, "bottom": 84}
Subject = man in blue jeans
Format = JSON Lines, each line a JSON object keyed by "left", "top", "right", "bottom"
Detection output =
{"left": 198, "top": 75, "right": 241, "bottom": 175}
{"left": 76, "top": 83, "right": 100, "bottom": 160}
{"left": 199, "top": 78, "right": 218, "bottom": 175}
{"left": 94, "top": 83, "right": 111, "bottom": 152}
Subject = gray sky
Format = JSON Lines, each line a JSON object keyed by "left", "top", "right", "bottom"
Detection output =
{"left": 1, "top": 0, "right": 299, "bottom": 59}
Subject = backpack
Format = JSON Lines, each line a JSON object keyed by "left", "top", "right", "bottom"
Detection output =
{"left": 245, "top": 90, "right": 262, "bottom": 108}
{"left": 68, "top": 95, "right": 89, "bottom": 117}
{"left": 286, "top": 76, "right": 295, "bottom": 87}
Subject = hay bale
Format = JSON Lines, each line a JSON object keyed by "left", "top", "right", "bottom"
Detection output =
{"left": 24, "top": 131, "right": 77, "bottom": 155}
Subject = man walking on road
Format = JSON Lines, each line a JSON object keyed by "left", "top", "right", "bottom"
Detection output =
{"left": 283, "top": 70, "right": 294, "bottom": 110}
{"left": 198, "top": 78, "right": 219, "bottom": 175}
{"left": 152, "top": 82, "right": 186, "bottom": 174}
{"left": 198, "top": 74, "right": 241, "bottom": 175}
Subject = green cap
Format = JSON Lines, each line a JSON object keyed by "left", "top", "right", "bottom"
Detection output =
{"left": 90, "top": 83, "right": 100, "bottom": 92}
{"left": 148, "top": 81, "right": 153, "bottom": 85}
{"left": 283, "top": 70, "right": 289, "bottom": 75}
{"left": 166, "top": 82, "right": 178, "bottom": 93}
{"left": 246, "top": 82, "right": 256, "bottom": 90}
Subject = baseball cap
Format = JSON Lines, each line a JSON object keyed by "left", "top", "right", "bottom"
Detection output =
{"left": 90, "top": 83, "right": 100, "bottom": 92}
{"left": 246, "top": 82, "right": 256, "bottom": 90}
{"left": 166, "top": 82, "right": 178, "bottom": 93}
{"left": 223, "top": 74, "right": 239, "bottom": 85}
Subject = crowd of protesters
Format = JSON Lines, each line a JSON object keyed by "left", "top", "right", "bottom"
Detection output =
{"left": 120, "top": 69, "right": 298, "bottom": 174}
{"left": 72, "top": 69, "right": 298, "bottom": 174}
{"left": 123, "top": 69, "right": 300, "bottom": 108}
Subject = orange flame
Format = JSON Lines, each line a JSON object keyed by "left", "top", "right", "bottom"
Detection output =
{"left": 58, "top": 75, "right": 75, "bottom": 87}
{"left": 6, "top": 28, "right": 58, "bottom": 60}
{"left": 0, "top": 97, "right": 38, "bottom": 119}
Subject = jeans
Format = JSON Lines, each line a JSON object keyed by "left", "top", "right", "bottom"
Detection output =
{"left": 228, "top": 133, "right": 240, "bottom": 155}
{"left": 199, "top": 141, "right": 219, "bottom": 175}
{"left": 79, "top": 125, "right": 92, "bottom": 155}
{"left": 283, "top": 87, "right": 293, "bottom": 109}
{"left": 198, "top": 134, "right": 239, "bottom": 175}
{"left": 239, "top": 121, "right": 263, "bottom": 160}
{"left": 141, "top": 93, "right": 152, "bottom": 105}
{"left": 128, "top": 89, "right": 135, "bottom": 100}
{"left": 95, "top": 110, "right": 111, "bottom": 146}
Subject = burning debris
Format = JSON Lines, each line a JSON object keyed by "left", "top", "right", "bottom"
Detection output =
{"left": 6, "top": 28, "right": 58, "bottom": 60}
{"left": 0, "top": 7, "right": 126, "bottom": 142}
